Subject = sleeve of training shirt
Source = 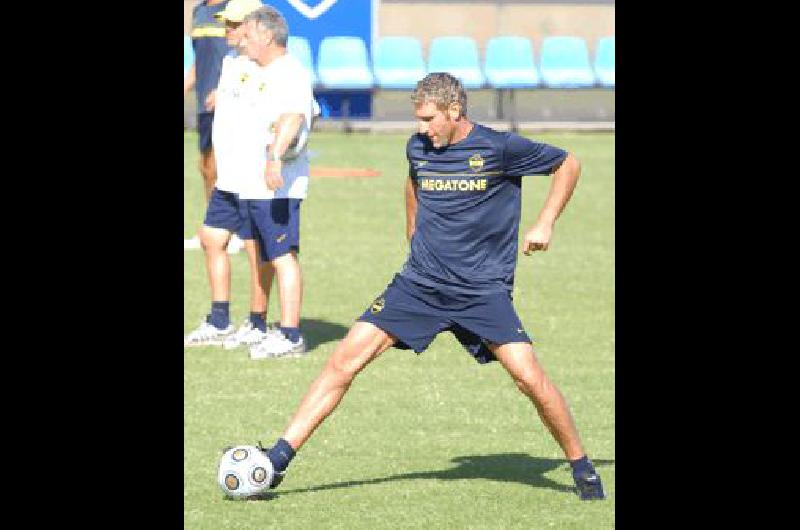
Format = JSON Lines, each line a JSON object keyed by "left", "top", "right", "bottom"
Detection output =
{"left": 502, "top": 132, "right": 568, "bottom": 177}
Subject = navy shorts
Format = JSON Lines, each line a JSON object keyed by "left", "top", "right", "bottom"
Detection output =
{"left": 197, "top": 112, "right": 214, "bottom": 153}
{"left": 358, "top": 274, "right": 532, "bottom": 364}
{"left": 203, "top": 188, "right": 253, "bottom": 239}
{"left": 245, "top": 198, "right": 301, "bottom": 262}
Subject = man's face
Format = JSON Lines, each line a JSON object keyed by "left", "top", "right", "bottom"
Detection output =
{"left": 415, "top": 100, "right": 458, "bottom": 149}
{"left": 239, "top": 20, "right": 267, "bottom": 59}
{"left": 224, "top": 20, "right": 244, "bottom": 47}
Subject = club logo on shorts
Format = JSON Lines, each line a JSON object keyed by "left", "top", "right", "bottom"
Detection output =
{"left": 370, "top": 296, "right": 386, "bottom": 314}
{"left": 276, "top": 234, "right": 287, "bottom": 243}
{"left": 468, "top": 153, "right": 485, "bottom": 172}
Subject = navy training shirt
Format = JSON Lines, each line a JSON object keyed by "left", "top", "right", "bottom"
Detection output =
{"left": 400, "top": 123, "right": 568, "bottom": 296}
{"left": 190, "top": 1, "right": 231, "bottom": 115}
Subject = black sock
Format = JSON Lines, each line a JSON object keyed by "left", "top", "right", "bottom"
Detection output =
{"left": 569, "top": 455, "right": 596, "bottom": 477}
{"left": 279, "top": 326, "right": 300, "bottom": 342}
{"left": 267, "top": 438, "right": 295, "bottom": 473}
{"left": 207, "top": 302, "right": 230, "bottom": 329}
{"left": 249, "top": 312, "right": 267, "bottom": 332}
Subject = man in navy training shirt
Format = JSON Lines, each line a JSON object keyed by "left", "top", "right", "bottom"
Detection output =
{"left": 254, "top": 72, "right": 606, "bottom": 500}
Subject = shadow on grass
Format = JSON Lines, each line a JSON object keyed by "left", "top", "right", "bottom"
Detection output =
{"left": 300, "top": 318, "right": 350, "bottom": 350}
{"left": 266, "top": 453, "right": 614, "bottom": 499}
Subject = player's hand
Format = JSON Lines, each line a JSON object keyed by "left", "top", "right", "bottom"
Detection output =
{"left": 204, "top": 90, "right": 216, "bottom": 111}
{"left": 522, "top": 222, "right": 553, "bottom": 255}
{"left": 265, "top": 159, "right": 284, "bottom": 191}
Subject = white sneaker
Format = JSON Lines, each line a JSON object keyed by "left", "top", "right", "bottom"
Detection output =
{"left": 249, "top": 333, "right": 306, "bottom": 360}
{"left": 184, "top": 236, "right": 201, "bottom": 250}
{"left": 184, "top": 320, "right": 235, "bottom": 347}
{"left": 227, "top": 234, "right": 245, "bottom": 254}
{"left": 222, "top": 320, "right": 280, "bottom": 350}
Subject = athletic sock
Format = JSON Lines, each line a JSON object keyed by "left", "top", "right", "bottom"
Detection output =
{"left": 267, "top": 438, "right": 296, "bottom": 473}
{"left": 249, "top": 312, "right": 267, "bottom": 332}
{"left": 569, "top": 455, "right": 596, "bottom": 477}
{"left": 207, "top": 301, "right": 230, "bottom": 329}
{"left": 279, "top": 326, "right": 300, "bottom": 342}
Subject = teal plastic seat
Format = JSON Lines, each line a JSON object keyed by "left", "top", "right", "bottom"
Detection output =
{"left": 594, "top": 36, "right": 615, "bottom": 88}
{"left": 373, "top": 36, "right": 426, "bottom": 89}
{"left": 427, "top": 36, "right": 485, "bottom": 89}
{"left": 539, "top": 36, "right": 596, "bottom": 88}
{"left": 317, "top": 36, "right": 374, "bottom": 89}
{"left": 484, "top": 36, "right": 540, "bottom": 88}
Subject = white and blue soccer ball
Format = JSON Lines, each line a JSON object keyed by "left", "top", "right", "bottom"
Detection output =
{"left": 217, "top": 445, "right": 275, "bottom": 498}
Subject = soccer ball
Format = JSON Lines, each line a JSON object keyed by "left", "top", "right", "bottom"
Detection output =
{"left": 217, "top": 445, "right": 275, "bottom": 498}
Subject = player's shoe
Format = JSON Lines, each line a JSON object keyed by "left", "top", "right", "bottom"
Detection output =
{"left": 227, "top": 234, "right": 245, "bottom": 254}
{"left": 222, "top": 320, "right": 280, "bottom": 350}
{"left": 256, "top": 441, "right": 286, "bottom": 489}
{"left": 184, "top": 320, "right": 235, "bottom": 347}
{"left": 249, "top": 333, "right": 306, "bottom": 360}
{"left": 572, "top": 470, "right": 606, "bottom": 500}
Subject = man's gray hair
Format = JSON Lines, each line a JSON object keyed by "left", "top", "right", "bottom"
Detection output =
{"left": 411, "top": 72, "right": 468, "bottom": 116}
{"left": 243, "top": 6, "right": 289, "bottom": 47}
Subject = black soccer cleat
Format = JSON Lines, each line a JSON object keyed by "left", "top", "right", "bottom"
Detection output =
{"left": 257, "top": 440, "right": 286, "bottom": 490}
{"left": 573, "top": 471, "right": 606, "bottom": 500}
{"left": 270, "top": 470, "right": 285, "bottom": 489}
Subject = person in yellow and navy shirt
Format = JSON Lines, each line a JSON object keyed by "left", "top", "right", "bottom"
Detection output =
{"left": 252, "top": 72, "right": 606, "bottom": 501}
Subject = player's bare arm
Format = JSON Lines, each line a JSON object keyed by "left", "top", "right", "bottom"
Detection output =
{"left": 204, "top": 89, "right": 217, "bottom": 112}
{"left": 405, "top": 175, "right": 418, "bottom": 242}
{"left": 522, "top": 152, "right": 581, "bottom": 255}
{"left": 265, "top": 112, "right": 304, "bottom": 190}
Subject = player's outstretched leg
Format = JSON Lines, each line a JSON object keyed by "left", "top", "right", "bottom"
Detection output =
{"left": 260, "top": 322, "right": 396, "bottom": 487}
{"left": 490, "top": 342, "right": 606, "bottom": 500}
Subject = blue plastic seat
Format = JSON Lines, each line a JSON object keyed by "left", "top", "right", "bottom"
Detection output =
{"left": 184, "top": 34, "right": 194, "bottom": 77}
{"left": 427, "top": 36, "right": 485, "bottom": 89}
{"left": 373, "top": 36, "right": 426, "bottom": 89}
{"left": 317, "top": 36, "right": 374, "bottom": 89}
{"left": 287, "top": 36, "right": 317, "bottom": 85}
{"left": 594, "top": 36, "right": 615, "bottom": 88}
{"left": 539, "top": 36, "right": 596, "bottom": 88}
{"left": 484, "top": 36, "right": 540, "bottom": 88}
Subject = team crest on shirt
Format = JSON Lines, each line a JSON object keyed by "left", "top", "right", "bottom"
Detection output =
{"left": 240, "top": 72, "right": 250, "bottom": 83}
{"left": 468, "top": 153, "right": 485, "bottom": 172}
{"left": 258, "top": 82, "right": 266, "bottom": 92}
{"left": 370, "top": 296, "right": 386, "bottom": 314}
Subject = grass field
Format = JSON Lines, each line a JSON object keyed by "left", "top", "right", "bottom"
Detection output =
{"left": 184, "top": 130, "right": 615, "bottom": 529}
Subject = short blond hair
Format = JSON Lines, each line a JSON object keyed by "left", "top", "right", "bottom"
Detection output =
{"left": 411, "top": 72, "right": 468, "bottom": 116}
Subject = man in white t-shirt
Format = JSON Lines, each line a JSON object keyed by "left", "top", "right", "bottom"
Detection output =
{"left": 225, "top": 5, "right": 317, "bottom": 358}
{"left": 184, "top": 0, "right": 278, "bottom": 348}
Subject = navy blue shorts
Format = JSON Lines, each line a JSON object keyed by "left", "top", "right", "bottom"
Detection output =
{"left": 358, "top": 274, "right": 532, "bottom": 364}
{"left": 203, "top": 188, "right": 253, "bottom": 239}
{"left": 245, "top": 199, "right": 301, "bottom": 262}
{"left": 197, "top": 112, "right": 214, "bottom": 153}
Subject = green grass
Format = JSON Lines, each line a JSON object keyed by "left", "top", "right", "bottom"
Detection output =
{"left": 184, "top": 130, "right": 615, "bottom": 529}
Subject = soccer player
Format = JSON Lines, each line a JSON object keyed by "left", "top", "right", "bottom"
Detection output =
{"left": 184, "top": 0, "right": 277, "bottom": 348}
{"left": 254, "top": 72, "right": 606, "bottom": 500}
{"left": 202, "top": 5, "right": 316, "bottom": 358}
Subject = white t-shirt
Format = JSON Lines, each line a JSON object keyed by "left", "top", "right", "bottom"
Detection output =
{"left": 213, "top": 52, "right": 316, "bottom": 200}
{"left": 212, "top": 54, "right": 259, "bottom": 194}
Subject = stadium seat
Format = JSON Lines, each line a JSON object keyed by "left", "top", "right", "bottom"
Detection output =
{"left": 427, "top": 36, "right": 486, "bottom": 89}
{"left": 484, "top": 36, "right": 540, "bottom": 88}
{"left": 539, "top": 36, "right": 596, "bottom": 88}
{"left": 184, "top": 34, "right": 194, "bottom": 77}
{"left": 594, "top": 36, "right": 615, "bottom": 88}
{"left": 373, "top": 36, "right": 426, "bottom": 89}
{"left": 287, "top": 36, "right": 317, "bottom": 86}
{"left": 316, "top": 36, "right": 374, "bottom": 89}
